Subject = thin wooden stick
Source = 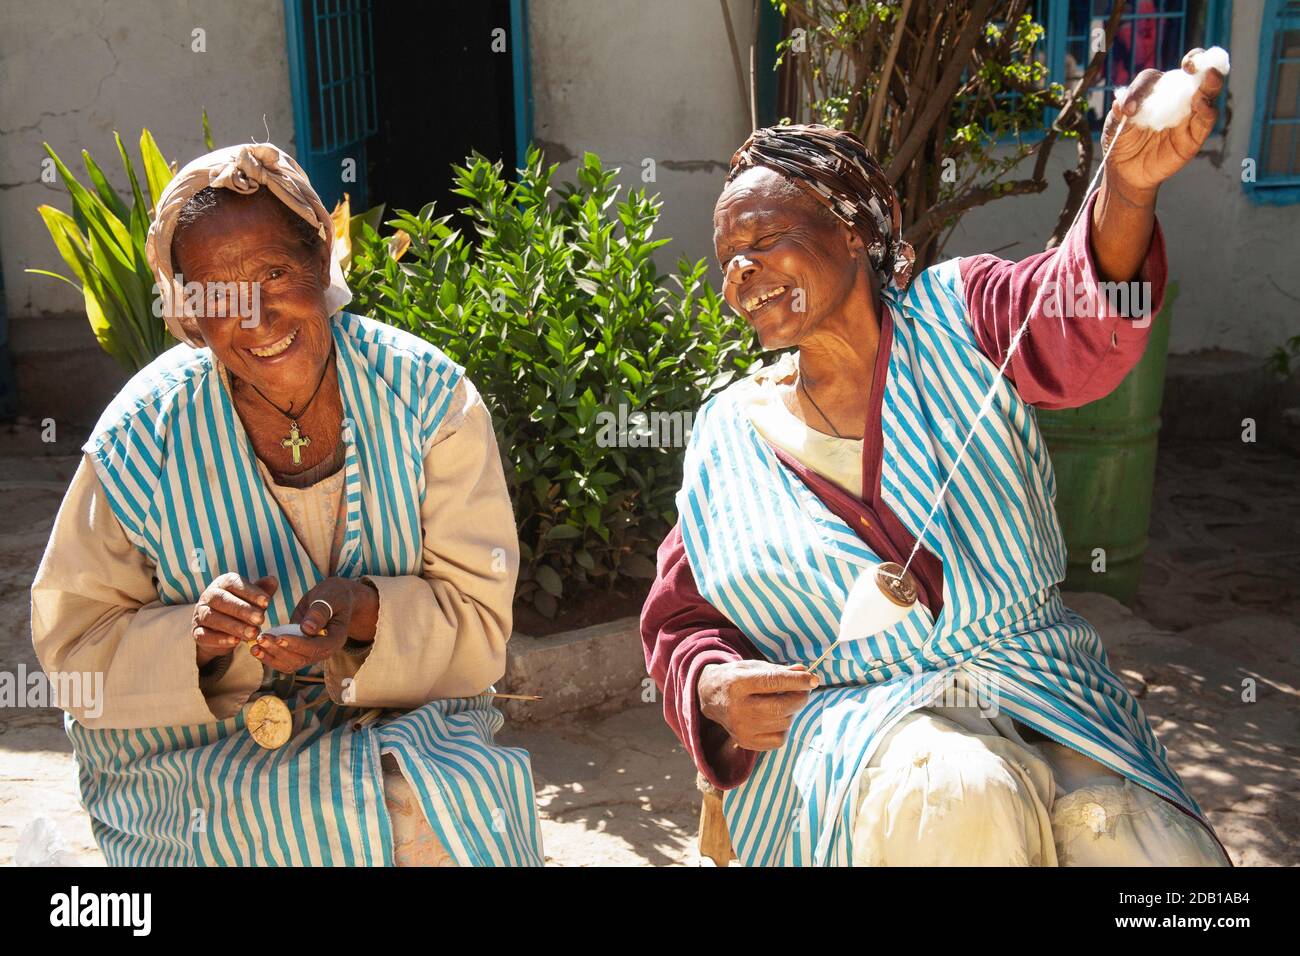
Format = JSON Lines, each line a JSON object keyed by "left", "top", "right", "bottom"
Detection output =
{"left": 865, "top": 0, "right": 912, "bottom": 154}
{"left": 286, "top": 684, "right": 541, "bottom": 704}
{"left": 807, "top": 640, "right": 840, "bottom": 673}
{"left": 346, "top": 694, "right": 543, "bottom": 732}
{"left": 290, "top": 693, "right": 331, "bottom": 715}
{"left": 720, "top": 0, "right": 751, "bottom": 125}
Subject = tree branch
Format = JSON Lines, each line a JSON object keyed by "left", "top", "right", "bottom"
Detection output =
{"left": 904, "top": 176, "right": 1048, "bottom": 250}
{"left": 865, "top": 0, "right": 913, "bottom": 155}
{"left": 885, "top": 0, "right": 999, "bottom": 181}
{"left": 1043, "top": 0, "right": 1127, "bottom": 247}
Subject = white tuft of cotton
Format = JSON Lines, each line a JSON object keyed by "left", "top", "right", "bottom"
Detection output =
{"left": 1120, "top": 46, "right": 1230, "bottom": 131}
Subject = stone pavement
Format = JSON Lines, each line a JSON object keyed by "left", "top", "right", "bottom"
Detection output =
{"left": 1136, "top": 440, "right": 1300, "bottom": 631}
{"left": 1, "top": 431, "right": 1295, "bottom": 866}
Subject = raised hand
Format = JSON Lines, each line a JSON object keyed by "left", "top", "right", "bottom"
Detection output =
{"left": 1102, "top": 49, "right": 1225, "bottom": 194}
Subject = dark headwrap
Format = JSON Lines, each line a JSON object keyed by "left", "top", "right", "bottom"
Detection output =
{"left": 728, "top": 124, "right": 916, "bottom": 294}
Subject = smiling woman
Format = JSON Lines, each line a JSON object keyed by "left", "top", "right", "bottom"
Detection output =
{"left": 170, "top": 187, "right": 343, "bottom": 478}
{"left": 714, "top": 168, "right": 857, "bottom": 356}
{"left": 29, "top": 143, "right": 543, "bottom": 867}
{"left": 642, "top": 115, "right": 1232, "bottom": 867}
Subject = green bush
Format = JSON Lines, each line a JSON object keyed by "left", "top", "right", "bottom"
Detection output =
{"left": 348, "top": 148, "right": 758, "bottom": 615}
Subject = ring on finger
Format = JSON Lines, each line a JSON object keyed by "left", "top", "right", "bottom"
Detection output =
{"left": 309, "top": 599, "right": 335, "bottom": 621}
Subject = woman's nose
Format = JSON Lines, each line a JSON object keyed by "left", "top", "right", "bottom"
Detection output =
{"left": 726, "top": 254, "right": 758, "bottom": 287}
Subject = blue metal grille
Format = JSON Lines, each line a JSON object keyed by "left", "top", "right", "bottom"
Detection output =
{"left": 284, "top": 0, "right": 378, "bottom": 208}
{"left": 308, "top": 0, "right": 378, "bottom": 152}
{"left": 1060, "top": 0, "right": 1198, "bottom": 132}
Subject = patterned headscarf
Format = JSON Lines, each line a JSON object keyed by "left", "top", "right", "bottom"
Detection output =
{"left": 728, "top": 124, "right": 915, "bottom": 294}
{"left": 145, "top": 143, "right": 352, "bottom": 347}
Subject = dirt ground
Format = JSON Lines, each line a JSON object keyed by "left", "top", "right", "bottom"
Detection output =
{"left": 1, "top": 427, "right": 1296, "bottom": 867}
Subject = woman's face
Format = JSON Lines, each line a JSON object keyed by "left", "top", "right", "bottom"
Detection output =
{"left": 713, "top": 166, "right": 865, "bottom": 350}
{"left": 172, "top": 192, "right": 332, "bottom": 400}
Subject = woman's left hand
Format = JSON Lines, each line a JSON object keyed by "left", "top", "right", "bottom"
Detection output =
{"left": 251, "top": 578, "right": 379, "bottom": 672}
{"left": 1102, "top": 49, "right": 1225, "bottom": 195}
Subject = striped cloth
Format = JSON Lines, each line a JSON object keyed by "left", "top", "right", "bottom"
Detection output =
{"left": 74, "top": 311, "right": 542, "bottom": 866}
{"left": 676, "top": 259, "right": 1218, "bottom": 867}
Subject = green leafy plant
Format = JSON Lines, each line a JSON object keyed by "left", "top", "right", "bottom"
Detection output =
{"left": 30, "top": 110, "right": 222, "bottom": 372}
{"left": 1268, "top": 334, "right": 1300, "bottom": 379}
{"left": 348, "top": 148, "right": 759, "bottom": 615}
{"left": 29, "top": 130, "right": 180, "bottom": 372}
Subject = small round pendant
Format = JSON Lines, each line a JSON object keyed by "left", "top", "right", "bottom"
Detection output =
{"left": 244, "top": 694, "right": 293, "bottom": 750}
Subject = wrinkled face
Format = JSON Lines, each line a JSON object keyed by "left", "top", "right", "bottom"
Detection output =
{"left": 713, "top": 166, "right": 863, "bottom": 350}
{"left": 172, "top": 191, "right": 332, "bottom": 398}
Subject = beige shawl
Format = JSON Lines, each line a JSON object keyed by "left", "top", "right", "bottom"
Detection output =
{"left": 144, "top": 143, "right": 352, "bottom": 347}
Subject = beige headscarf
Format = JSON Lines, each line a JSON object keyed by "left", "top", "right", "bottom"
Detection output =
{"left": 145, "top": 143, "right": 352, "bottom": 347}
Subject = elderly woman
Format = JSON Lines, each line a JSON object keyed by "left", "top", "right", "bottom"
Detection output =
{"left": 31, "top": 144, "right": 542, "bottom": 866}
{"left": 643, "top": 60, "right": 1230, "bottom": 866}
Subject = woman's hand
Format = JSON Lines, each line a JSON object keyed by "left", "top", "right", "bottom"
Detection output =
{"left": 1102, "top": 50, "right": 1225, "bottom": 197}
{"left": 698, "top": 660, "right": 819, "bottom": 751}
{"left": 192, "top": 573, "right": 278, "bottom": 668}
{"left": 250, "top": 577, "right": 379, "bottom": 673}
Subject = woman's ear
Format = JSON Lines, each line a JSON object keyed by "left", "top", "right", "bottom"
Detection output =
{"left": 843, "top": 224, "right": 865, "bottom": 259}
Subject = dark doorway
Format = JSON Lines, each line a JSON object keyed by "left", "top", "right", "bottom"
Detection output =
{"left": 367, "top": 0, "right": 517, "bottom": 219}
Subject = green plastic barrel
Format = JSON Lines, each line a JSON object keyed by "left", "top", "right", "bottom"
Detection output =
{"left": 1036, "top": 283, "right": 1177, "bottom": 605}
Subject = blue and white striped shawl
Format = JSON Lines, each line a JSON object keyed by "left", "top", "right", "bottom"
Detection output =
{"left": 73, "top": 312, "right": 542, "bottom": 866}
{"left": 678, "top": 260, "right": 1215, "bottom": 867}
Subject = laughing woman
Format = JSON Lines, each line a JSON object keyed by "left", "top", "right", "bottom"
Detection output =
{"left": 31, "top": 144, "right": 542, "bottom": 866}
{"left": 643, "top": 59, "right": 1231, "bottom": 866}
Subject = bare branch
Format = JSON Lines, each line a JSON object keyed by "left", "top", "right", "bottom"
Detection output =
{"left": 1044, "top": 0, "right": 1128, "bottom": 247}
{"left": 904, "top": 176, "right": 1048, "bottom": 250}
{"left": 865, "top": 0, "right": 913, "bottom": 155}
{"left": 886, "top": 0, "right": 998, "bottom": 181}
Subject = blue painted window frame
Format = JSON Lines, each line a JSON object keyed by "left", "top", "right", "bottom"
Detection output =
{"left": 1245, "top": 0, "right": 1300, "bottom": 204}
{"left": 283, "top": 0, "right": 379, "bottom": 210}
{"left": 287, "top": 1, "right": 534, "bottom": 191}
{"left": 510, "top": 0, "right": 534, "bottom": 171}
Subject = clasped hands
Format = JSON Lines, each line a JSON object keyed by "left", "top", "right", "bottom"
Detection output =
{"left": 192, "top": 572, "right": 379, "bottom": 672}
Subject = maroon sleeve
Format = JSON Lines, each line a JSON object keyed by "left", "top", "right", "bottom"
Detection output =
{"left": 640, "top": 523, "right": 759, "bottom": 789}
{"left": 959, "top": 189, "right": 1168, "bottom": 410}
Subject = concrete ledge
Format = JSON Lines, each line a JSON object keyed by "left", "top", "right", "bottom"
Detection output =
{"left": 498, "top": 616, "right": 646, "bottom": 723}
